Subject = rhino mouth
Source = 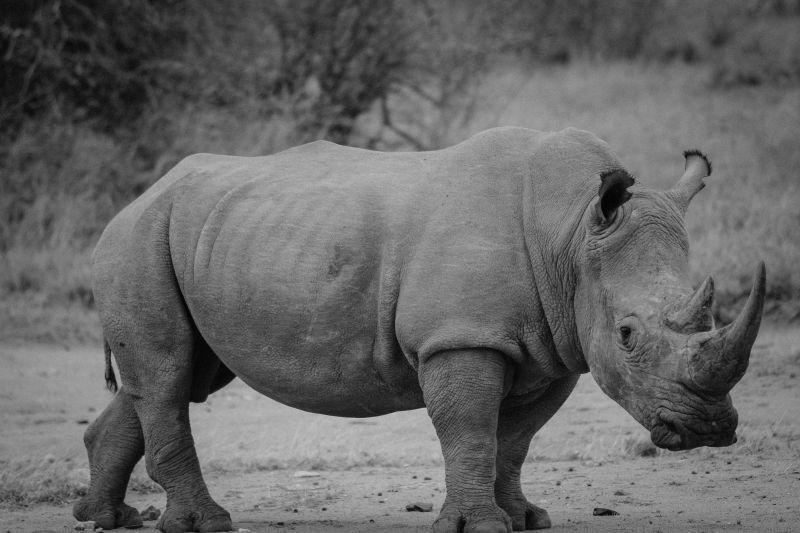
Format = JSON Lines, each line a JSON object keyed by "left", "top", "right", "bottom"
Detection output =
{"left": 650, "top": 410, "right": 737, "bottom": 451}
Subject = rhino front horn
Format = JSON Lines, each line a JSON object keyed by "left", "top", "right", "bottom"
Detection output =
{"left": 685, "top": 262, "right": 766, "bottom": 393}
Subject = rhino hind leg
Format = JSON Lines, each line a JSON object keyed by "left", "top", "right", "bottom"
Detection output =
{"left": 94, "top": 335, "right": 233, "bottom": 532}
{"left": 137, "top": 400, "right": 231, "bottom": 533}
{"left": 73, "top": 389, "right": 144, "bottom": 530}
{"left": 494, "top": 375, "right": 579, "bottom": 530}
{"left": 124, "top": 337, "right": 232, "bottom": 533}
{"left": 93, "top": 244, "right": 232, "bottom": 530}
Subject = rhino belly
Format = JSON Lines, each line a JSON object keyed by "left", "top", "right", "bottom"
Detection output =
{"left": 179, "top": 187, "right": 422, "bottom": 417}
{"left": 190, "top": 280, "right": 422, "bottom": 416}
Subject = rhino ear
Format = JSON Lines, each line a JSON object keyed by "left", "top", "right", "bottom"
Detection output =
{"left": 669, "top": 149, "right": 712, "bottom": 214}
{"left": 596, "top": 169, "right": 635, "bottom": 223}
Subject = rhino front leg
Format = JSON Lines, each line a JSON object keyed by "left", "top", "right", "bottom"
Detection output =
{"left": 494, "top": 375, "right": 579, "bottom": 531}
{"left": 420, "top": 348, "right": 513, "bottom": 533}
{"left": 73, "top": 389, "right": 144, "bottom": 530}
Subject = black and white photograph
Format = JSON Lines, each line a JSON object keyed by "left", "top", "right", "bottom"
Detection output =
{"left": 1, "top": 1, "right": 798, "bottom": 531}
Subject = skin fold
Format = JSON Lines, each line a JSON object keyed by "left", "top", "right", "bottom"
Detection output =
{"left": 75, "top": 127, "right": 763, "bottom": 532}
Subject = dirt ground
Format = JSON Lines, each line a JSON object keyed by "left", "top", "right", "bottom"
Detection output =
{"left": 1, "top": 325, "right": 798, "bottom": 532}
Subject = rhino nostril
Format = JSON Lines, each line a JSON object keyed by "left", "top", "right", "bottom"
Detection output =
{"left": 652, "top": 415, "right": 686, "bottom": 449}
{"left": 660, "top": 414, "right": 685, "bottom": 436}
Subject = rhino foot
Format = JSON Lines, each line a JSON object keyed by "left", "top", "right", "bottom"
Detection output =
{"left": 156, "top": 503, "right": 232, "bottom": 533}
{"left": 433, "top": 503, "right": 512, "bottom": 533}
{"left": 73, "top": 498, "right": 143, "bottom": 530}
{"left": 496, "top": 497, "right": 551, "bottom": 531}
{"left": 521, "top": 503, "right": 551, "bottom": 530}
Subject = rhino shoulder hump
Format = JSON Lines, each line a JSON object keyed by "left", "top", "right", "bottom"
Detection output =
{"left": 167, "top": 152, "right": 228, "bottom": 176}
{"left": 555, "top": 127, "right": 611, "bottom": 151}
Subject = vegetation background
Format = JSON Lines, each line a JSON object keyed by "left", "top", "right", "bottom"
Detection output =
{"left": 1, "top": 0, "right": 799, "bottom": 342}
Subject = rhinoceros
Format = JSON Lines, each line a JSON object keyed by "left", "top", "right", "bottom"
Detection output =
{"left": 74, "top": 127, "right": 765, "bottom": 533}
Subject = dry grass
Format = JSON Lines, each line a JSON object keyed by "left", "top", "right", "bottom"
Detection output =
{"left": 0, "top": 293, "right": 100, "bottom": 345}
{"left": 0, "top": 458, "right": 161, "bottom": 507}
{"left": 0, "top": 457, "right": 88, "bottom": 506}
{"left": 622, "top": 437, "right": 660, "bottom": 458}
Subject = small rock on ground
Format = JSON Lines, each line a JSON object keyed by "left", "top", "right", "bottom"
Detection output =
{"left": 405, "top": 502, "right": 434, "bottom": 512}
{"left": 592, "top": 507, "right": 619, "bottom": 516}
{"left": 293, "top": 470, "right": 321, "bottom": 478}
{"left": 138, "top": 505, "right": 161, "bottom": 521}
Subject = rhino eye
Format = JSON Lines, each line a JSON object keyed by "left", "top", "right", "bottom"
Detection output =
{"left": 616, "top": 320, "right": 637, "bottom": 351}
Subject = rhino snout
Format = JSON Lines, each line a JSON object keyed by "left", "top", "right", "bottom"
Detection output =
{"left": 650, "top": 406, "right": 738, "bottom": 451}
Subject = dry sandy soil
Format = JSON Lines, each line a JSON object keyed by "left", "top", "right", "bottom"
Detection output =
{"left": 1, "top": 326, "right": 798, "bottom": 532}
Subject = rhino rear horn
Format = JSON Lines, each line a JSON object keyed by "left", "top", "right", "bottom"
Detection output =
{"left": 666, "top": 276, "right": 715, "bottom": 334}
{"left": 686, "top": 262, "right": 766, "bottom": 393}
{"left": 670, "top": 150, "right": 712, "bottom": 214}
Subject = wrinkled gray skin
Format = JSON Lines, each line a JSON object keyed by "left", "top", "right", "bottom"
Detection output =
{"left": 74, "top": 127, "right": 765, "bottom": 533}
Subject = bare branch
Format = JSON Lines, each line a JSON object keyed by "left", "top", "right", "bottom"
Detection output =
{"left": 378, "top": 95, "right": 428, "bottom": 151}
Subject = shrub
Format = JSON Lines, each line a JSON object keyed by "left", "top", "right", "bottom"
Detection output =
{"left": 264, "top": 0, "right": 413, "bottom": 144}
{"left": 0, "top": 0, "right": 189, "bottom": 135}
{"left": 711, "top": 17, "right": 800, "bottom": 88}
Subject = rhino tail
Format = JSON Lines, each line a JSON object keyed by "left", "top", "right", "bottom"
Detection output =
{"left": 104, "top": 336, "right": 118, "bottom": 393}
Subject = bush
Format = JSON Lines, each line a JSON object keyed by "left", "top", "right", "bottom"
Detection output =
{"left": 264, "top": 0, "right": 413, "bottom": 144}
{"left": 498, "top": 0, "right": 656, "bottom": 62}
{"left": 711, "top": 17, "right": 800, "bottom": 88}
{"left": 0, "top": 0, "right": 189, "bottom": 135}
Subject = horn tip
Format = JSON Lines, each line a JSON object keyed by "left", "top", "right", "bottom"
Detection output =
{"left": 683, "top": 149, "right": 712, "bottom": 176}
{"left": 697, "top": 275, "right": 714, "bottom": 301}
{"left": 756, "top": 261, "right": 766, "bottom": 286}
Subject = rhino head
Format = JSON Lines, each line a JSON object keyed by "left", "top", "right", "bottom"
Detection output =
{"left": 574, "top": 151, "right": 765, "bottom": 451}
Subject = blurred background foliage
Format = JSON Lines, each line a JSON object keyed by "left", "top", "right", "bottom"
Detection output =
{"left": 1, "top": 0, "right": 799, "bottom": 339}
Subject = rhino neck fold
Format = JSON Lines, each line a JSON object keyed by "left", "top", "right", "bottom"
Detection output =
{"left": 521, "top": 149, "right": 606, "bottom": 375}
{"left": 523, "top": 207, "right": 590, "bottom": 374}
